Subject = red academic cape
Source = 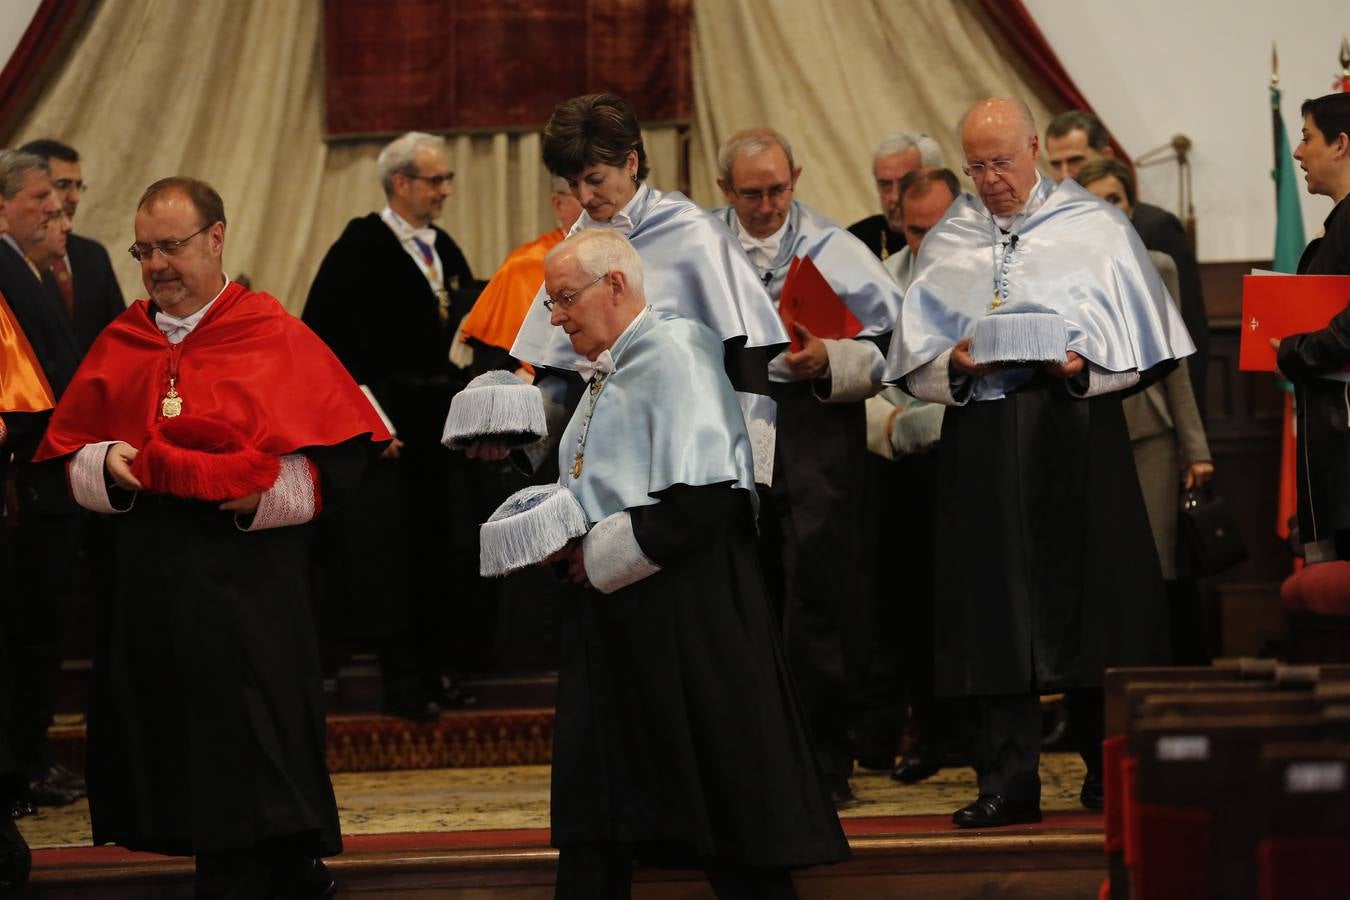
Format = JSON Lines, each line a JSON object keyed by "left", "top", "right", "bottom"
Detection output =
{"left": 35, "top": 281, "right": 390, "bottom": 462}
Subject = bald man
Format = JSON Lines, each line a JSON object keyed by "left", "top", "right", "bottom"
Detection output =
{"left": 884, "top": 98, "right": 1193, "bottom": 827}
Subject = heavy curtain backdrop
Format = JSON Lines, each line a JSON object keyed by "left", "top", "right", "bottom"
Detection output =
{"left": 689, "top": 0, "right": 1058, "bottom": 226}
{"left": 10, "top": 0, "right": 1058, "bottom": 314}
{"left": 324, "top": 0, "right": 691, "bottom": 137}
{"left": 7, "top": 0, "right": 680, "bottom": 312}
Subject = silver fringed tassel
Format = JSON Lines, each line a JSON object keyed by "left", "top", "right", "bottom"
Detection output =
{"left": 970, "top": 302, "right": 1068, "bottom": 366}
{"left": 479, "top": 484, "right": 590, "bottom": 577}
{"left": 442, "top": 370, "right": 549, "bottom": 449}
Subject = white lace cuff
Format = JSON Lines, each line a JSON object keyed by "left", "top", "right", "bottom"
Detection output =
{"left": 905, "top": 350, "right": 972, "bottom": 406}
{"left": 815, "top": 339, "right": 884, "bottom": 404}
{"left": 736, "top": 390, "right": 777, "bottom": 487}
{"left": 69, "top": 441, "right": 135, "bottom": 513}
{"left": 239, "top": 454, "right": 318, "bottom": 532}
{"left": 582, "top": 510, "right": 662, "bottom": 594}
{"left": 1069, "top": 364, "right": 1140, "bottom": 398}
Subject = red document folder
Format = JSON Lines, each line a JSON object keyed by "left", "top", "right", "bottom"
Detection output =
{"left": 1239, "top": 274, "right": 1350, "bottom": 371}
{"left": 778, "top": 255, "right": 863, "bottom": 352}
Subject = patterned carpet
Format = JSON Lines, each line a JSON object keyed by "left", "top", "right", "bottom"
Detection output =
{"left": 20, "top": 753, "right": 1091, "bottom": 850}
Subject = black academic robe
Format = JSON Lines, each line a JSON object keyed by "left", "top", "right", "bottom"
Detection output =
{"left": 930, "top": 371, "right": 1170, "bottom": 697}
{"left": 846, "top": 213, "right": 906, "bottom": 262}
{"left": 302, "top": 215, "right": 478, "bottom": 656}
{"left": 1276, "top": 195, "right": 1350, "bottom": 546}
{"left": 85, "top": 440, "right": 368, "bottom": 857}
{"left": 552, "top": 484, "right": 849, "bottom": 869}
{"left": 1132, "top": 202, "right": 1209, "bottom": 417}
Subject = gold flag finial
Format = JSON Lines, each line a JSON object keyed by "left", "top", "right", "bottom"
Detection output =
{"left": 1272, "top": 42, "right": 1279, "bottom": 86}
{"left": 1340, "top": 35, "right": 1349, "bottom": 73}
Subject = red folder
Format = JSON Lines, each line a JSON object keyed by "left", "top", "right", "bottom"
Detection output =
{"left": 779, "top": 255, "right": 863, "bottom": 352}
{"left": 1239, "top": 274, "right": 1350, "bottom": 371}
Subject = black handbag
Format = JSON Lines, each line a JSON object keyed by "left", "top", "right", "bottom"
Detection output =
{"left": 1177, "top": 486, "right": 1248, "bottom": 578}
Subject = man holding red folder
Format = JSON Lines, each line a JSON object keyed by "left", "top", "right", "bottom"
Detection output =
{"left": 1276, "top": 91, "right": 1350, "bottom": 562}
{"left": 714, "top": 127, "right": 902, "bottom": 805}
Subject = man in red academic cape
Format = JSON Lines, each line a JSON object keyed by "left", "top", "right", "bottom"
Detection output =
{"left": 34, "top": 177, "right": 389, "bottom": 899}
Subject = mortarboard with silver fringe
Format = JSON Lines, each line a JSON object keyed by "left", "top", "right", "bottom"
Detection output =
{"left": 480, "top": 484, "right": 590, "bottom": 577}
{"left": 970, "top": 301, "right": 1068, "bottom": 366}
{"left": 442, "top": 370, "right": 549, "bottom": 449}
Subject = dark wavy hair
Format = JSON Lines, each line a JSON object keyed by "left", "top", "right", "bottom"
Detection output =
{"left": 542, "top": 93, "right": 649, "bottom": 182}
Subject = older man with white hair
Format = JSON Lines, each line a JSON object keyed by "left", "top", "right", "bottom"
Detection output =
{"left": 885, "top": 98, "right": 1193, "bottom": 827}
{"left": 303, "top": 131, "right": 478, "bottom": 720}
{"left": 848, "top": 131, "right": 944, "bottom": 260}
{"left": 538, "top": 228, "right": 847, "bottom": 899}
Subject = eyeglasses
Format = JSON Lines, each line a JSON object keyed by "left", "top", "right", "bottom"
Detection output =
{"left": 732, "top": 182, "right": 793, "bottom": 203}
{"left": 962, "top": 159, "right": 1017, "bottom": 179}
{"left": 543, "top": 271, "right": 607, "bottom": 311}
{"left": 127, "top": 223, "right": 213, "bottom": 262}
{"left": 52, "top": 178, "right": 86, "bottom": 193}
{"left": 403, "top": 171, "right": 455, "bottom": 188}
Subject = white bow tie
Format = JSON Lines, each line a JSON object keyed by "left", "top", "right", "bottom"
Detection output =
{"left": 577, "top": 349, "right": 616, "bottom": 382}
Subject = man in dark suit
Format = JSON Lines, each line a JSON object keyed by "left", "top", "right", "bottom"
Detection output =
{"left": 1044, "top": 111, "right": 1209, "bottom": 419}
{"left": 303, "top": 131, "right": 479, "bottom": 719}
{"left": 0, "top": 148, "right": 84, "bottom": 813}
{"left": 20, "top": 140, "right": 125, "bottom": 358}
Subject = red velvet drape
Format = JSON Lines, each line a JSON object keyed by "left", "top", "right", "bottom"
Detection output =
{"left": 0, "top": 0, "right": 96, "bottom": 143}
{"left": 975, "top": 0, "right": 1132, "bottom": 165}
{"left": 323, "top": 0, "right": 691, "bottom": 139}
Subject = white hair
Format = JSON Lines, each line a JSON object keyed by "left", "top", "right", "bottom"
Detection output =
{"left": 548, "top": 229, "right": 645, "bottom": 298}
{"left": 549, "top": 174, "right": 571, "bottom": 194}
{"left": 872, "top": 132, "right": 943, "bottom": 166}
{"left": 717, "top": 127, "right": 796, "bottom": 183}
{"left": 377, "top": 131, "right": 448, "bottom": 196}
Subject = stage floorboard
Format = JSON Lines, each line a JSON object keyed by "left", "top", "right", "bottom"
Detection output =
{"left": 26, "top": 753, "right": 1105, "bottom": 898}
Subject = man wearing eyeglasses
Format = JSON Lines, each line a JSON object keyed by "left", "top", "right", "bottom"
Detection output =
{"left": 303, "top": 131, "right": 481, "bottom": 722}
{"left": 884, "top": 98, "right": 1193, "bottom": 828}
{"left": 713, "top": 126, "right": 902, "bottom": 806}
{"left": 19, "top": 140, "right": 125, "bottom": 360}
{"left": 33, "top": 176, "right": 390, "bottom": 898}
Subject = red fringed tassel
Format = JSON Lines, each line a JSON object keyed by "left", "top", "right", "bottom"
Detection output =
{"left": 129, "top": 416, "right": 280, "bottom": 502}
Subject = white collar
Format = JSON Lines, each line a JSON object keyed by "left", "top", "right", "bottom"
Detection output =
{"left": 154, "top": 275, "right": 231, "bottom": 343}
{"left": 734, "top": 215, "right": 789, "bottom": 258}
{"left": 575, "top": 183, "right": 647, "bottom": 237}
{"left": 992, "top": 173, "right": 1045, "bottom": 231}
{"left": 381, "top": 205, "right": 437, "bottom": 245}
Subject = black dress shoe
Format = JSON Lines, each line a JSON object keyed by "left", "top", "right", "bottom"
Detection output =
{"left": 25, "top": 779, "right": 81, "bottom": 808}
{"left": 1080, "top": 770, "right": 1104, "bottom": 811}
{"left": 274, "top": 858, "right": 336, "bottom": 899}
{"left": 433, "top": 675, "right": 478, "bottom": 710}
{"left": 952, "top": 794, "right": 1042, "bottom": 828}
{"left": 48, "top": 763, "right": 86, "bottom": 793}
{"left": 825, "top": 776, "right": 857, "bottom": 809}
{"left": 890, "top": 753, "right": 942, "bottom": 784}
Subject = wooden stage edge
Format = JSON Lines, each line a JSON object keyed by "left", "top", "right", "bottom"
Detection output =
{"left": 29, "top": 814, "right": 1106, "bottom": 899}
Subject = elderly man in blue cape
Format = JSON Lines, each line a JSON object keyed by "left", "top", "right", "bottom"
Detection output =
{"left": 712, "top": 126, "right": 902, "bottom": 805}
{"left": 884, "top": 98, "right": 1194, "bottom": 828}
{"left": 529, "top": 228, "right": 846, "bottom": 899}
{"left": 507, "top": 94, "right": 786, "bottom": 486}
